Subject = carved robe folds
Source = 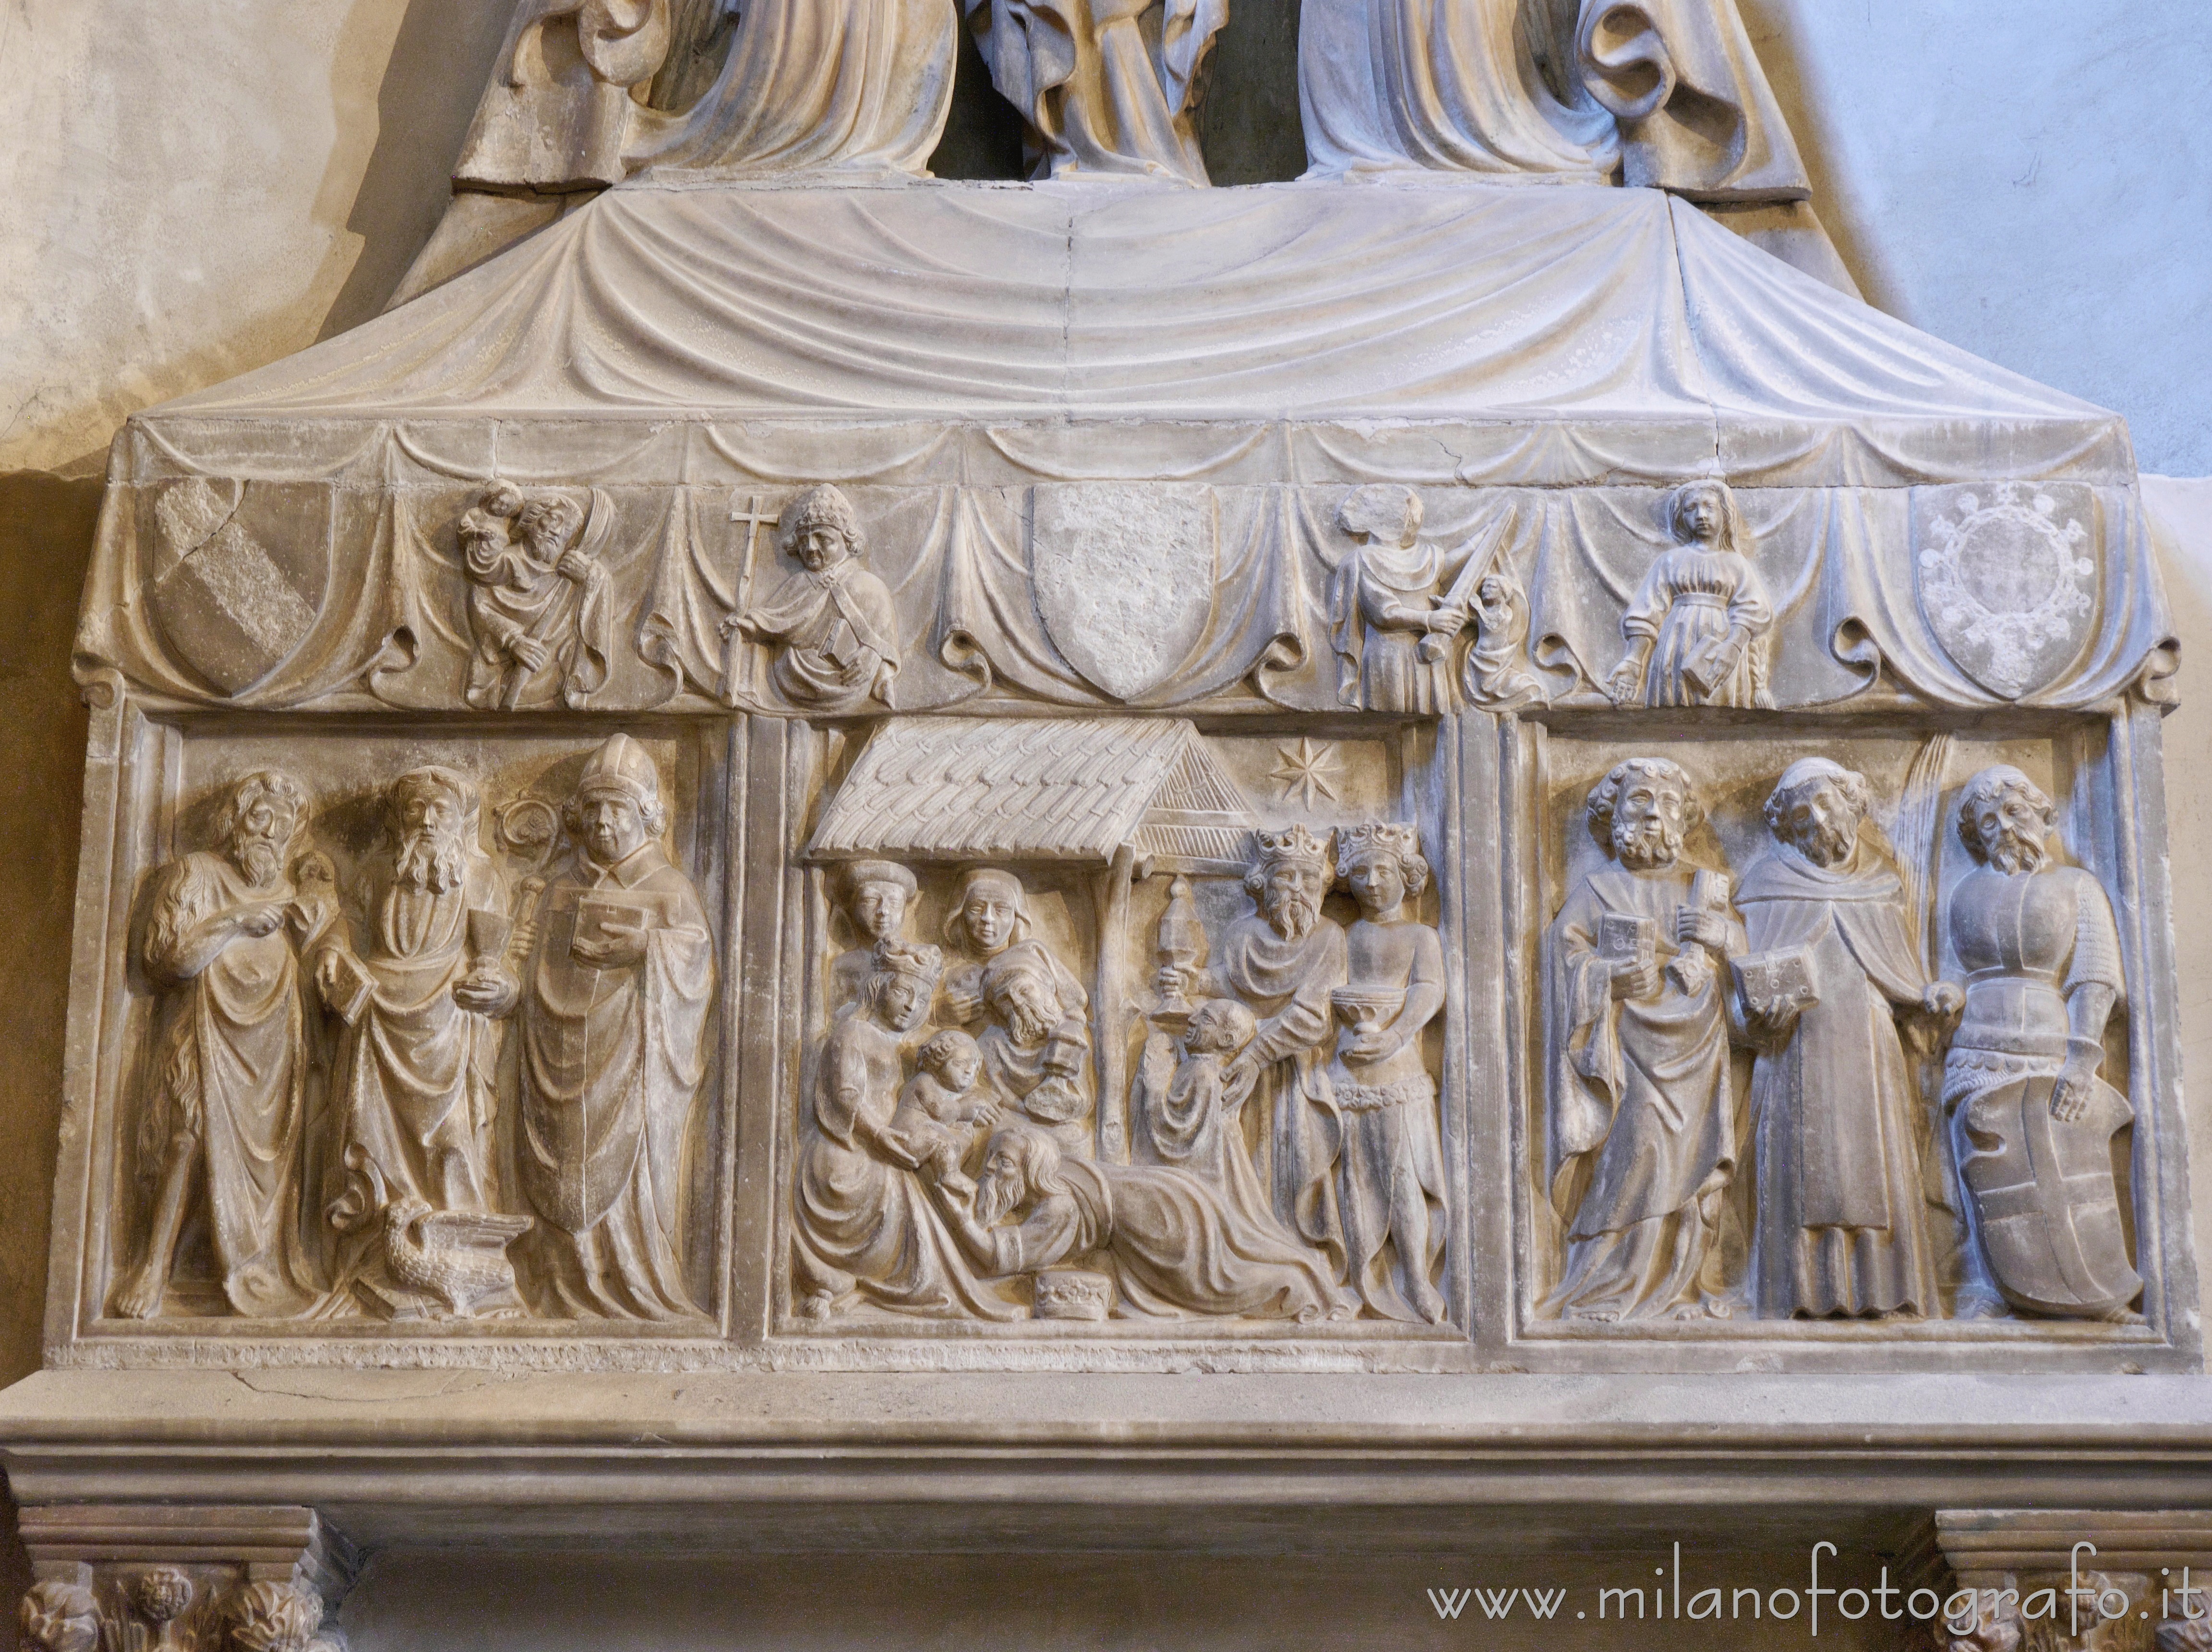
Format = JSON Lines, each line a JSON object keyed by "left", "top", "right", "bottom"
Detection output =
{"left": 1738, "top": 845, "right": 1938, "bottom": 1318}
{"left": 517, "top": 841, "right": 714, "bottom": 1319}
{"left": 138, "top": 852, "right": 317, "bottom": 1315}
{"left": 1546, "top": 866, "right": 1739, "bottom": 1320}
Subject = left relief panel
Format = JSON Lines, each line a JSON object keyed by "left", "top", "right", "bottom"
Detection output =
{"left": 74, "top": 717, "right": 733, "bottom": 1350}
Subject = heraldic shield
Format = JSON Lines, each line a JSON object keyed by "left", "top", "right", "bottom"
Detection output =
{"left": 1960, "top": 1072, "right": 2141, "bottom": 1318}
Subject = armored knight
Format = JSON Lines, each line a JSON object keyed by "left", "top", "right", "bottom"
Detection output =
{"left": 1942, "top": 765, "right": 2140, "bottom": 1321}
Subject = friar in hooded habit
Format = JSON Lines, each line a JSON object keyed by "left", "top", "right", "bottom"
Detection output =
{"left": 515, "top": 735, "right": 715, "bottom": 1320}
{"left": 1736, "top": 759, "right": 1960, "bottom": 1319}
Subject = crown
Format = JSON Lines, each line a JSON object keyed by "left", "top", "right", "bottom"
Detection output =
{"left": 1252, "top": 824, "right": 1332, "bottom": 871}
{"left": 1335, "top": 821, "right": 1422, "bottom": 873}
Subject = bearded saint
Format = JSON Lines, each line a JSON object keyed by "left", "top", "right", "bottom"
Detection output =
{"left": 318, "top": 767, "right": 517, "bottom": 1283}
{"left": 1543, "top": 758, "right": 1742, "bottom": 1323}
{"left": 459, "top": 486, "right": 613, "bottom": 712}
{"left": 1942, "top": 765, "right": 2139, "bottom": 1321}
{"left": 1166, "top": 826, "right": 1347, "bottom": 1270}
{"left": 113, "top": 771, "right": 324, "bottom": 1319}
{"left": 515, "top": 735, "right": 714, "bottom": 1320}
{"left": 1738, "top": 758, "right": 1960, "bottom": 1319}
{"left": 975, "top": 955, "right": 1095, "bottom": 1157}
{"left": 940, "top": 1127, "right": 1352, "bottom": 1321}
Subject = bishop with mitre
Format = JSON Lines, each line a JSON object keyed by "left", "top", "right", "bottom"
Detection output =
{"left": 517, "top": 735, "right": 716, "bottom": 1319}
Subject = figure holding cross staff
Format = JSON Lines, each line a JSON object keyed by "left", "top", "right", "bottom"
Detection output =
{"left": 719, "top": 484, "right": 900, "bottom": 714}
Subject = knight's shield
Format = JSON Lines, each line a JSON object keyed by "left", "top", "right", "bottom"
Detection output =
{"left": 1913, "top": 481, "right": 2100, "bottom": 699}
{"left": 1030, "top": 483, "right": 1216, "bottom": 702}
{"left": 144, "top": 478, "right": 330, "bottom": 697}
{"left": 1959, "top": 1071, "right": 2140, "bottom": 1316}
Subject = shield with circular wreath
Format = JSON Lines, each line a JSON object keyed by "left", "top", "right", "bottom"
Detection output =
{"left": 1912, "top": 481, "right": 2099, "bottom": 699}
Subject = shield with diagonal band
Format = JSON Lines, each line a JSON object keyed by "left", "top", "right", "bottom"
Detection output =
{"left": 144, "top": 478, "right": 330, "bottom": 696}
{"left": 1959, "top": 1071, "right": 2140, "bottom": 1317}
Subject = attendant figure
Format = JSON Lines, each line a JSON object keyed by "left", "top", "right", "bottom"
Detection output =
{"left": 112, "top": 771, "right": 325, "bottom": 1319}
{"left": 515, "top": 735, "right": 715, "bottom": 1319}
{"left": 1328, "top": 823, "right": 1448, "bottom": 1322}
{"left": 1328, "top": 484, "right": 1466, "bottom": 713}
{"left": 460, "top": 485, "right": 613, "bottom": 711}
{"left": 724, "top": 484, "right": 899, "bottom": 714}
{"left": 1159, "top": 825, "right": 1346, "bottom": 1261}
{"left": 1542, "top": 758, "right": 1742, "bottom": 1322}
{"left": 1605, "top": 479, "right": 1775, "bottom": 710}
{"left": 1737, "top": 759, "right": 1960, "bottom": 1318}
{"left": 316, "top": 768, "right": 521, "bottom": 1312}
{"left": 975, "top": 956, "right": 1095, "bottom": 1155}
{"left": 1942, "top": 765, "right": 2140, "bottom": 1321}
{"left": 884, "top": 1029, "right": 995, "bottom": 1200}
{"left": 828, "top": 859, "right": 917, "bottom": 1015}
{"left": 792, "top": 941, "right": 1019, "bottom": 1320}
{"left": 1464, "top": 567, "right": 1548, "bottom": 710}
{"left": 1133, "top": 999, "right": 1279, "bottom": 1236}
{"left": 937, "top": 1127, "right": 1353, "bottom": 1320}
{"left": 941, "top": 865, "right": 1091, "bottom": 1034}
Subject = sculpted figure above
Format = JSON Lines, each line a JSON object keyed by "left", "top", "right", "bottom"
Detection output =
{"left": 458, "top": 483, "right": 613, "bottom": 712}
{"left": 965, "top": 0, "right": 1227, "bottom": 183}
{"left": 1605, "top": 480, "right": 1776, "bottom": 710}
{"left": 1737, "top": 759, "right": 1960, "bottom": 1319}
{"left": 724, "top": 484, "right": 900, "bottom": 715}
{"left": 316, "top": 766, "right": 529, "bottom": 1318}
{"left": 1543, "top": 758, "right": 1742, "bottom": 1322}
{"left": 1328, "top": 486, "right": 1470, "bottom": 714}
{"left": 515, "top": 735, "right": 715, "bottom": 1319}
{"left": 1328, "top": 823, "right": 1449, "bottom": 1322}
{"left": 1942, "top": 765, "right": 2141, "bottom": 1321}
{"left": 113, "top": 771, "right": 326, "bottom": 1320}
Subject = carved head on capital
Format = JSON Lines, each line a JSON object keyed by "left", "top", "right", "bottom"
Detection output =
{"left": 18, "top": 1581, "right": 99, "bottom": 1652}
{"left": 836, "top": 859, "right": 917, "bottom": 946}
{"left": 566, "top": 734, "right": 667, "bottom": 869}
{"left": 1334, "top": 484, "right": 1421, "bottom": 549}
{"left": 783, "top": 484, "right": 865, "bottom": 574}
{"left": 944, "top": 868, "right": 1033, "bottom": 959}
{"left": 1763, "top": 758, "right": 1872, "bottom": 869}
{"left": 388, "top": 766, "right": 481, "bottom": 894}
{"left": 1664, "top": 478, "right": 1745, "bottom": 555}
{"left": 1335, "top": 822, "right": 1429, "bottom": 917}
{"left": 862, "top": 939, "right": 942, "bottom": 1033}
{"left": 215, "top": 770, "right": 307, "bottom": 890}
{"left": 1587, "top": 757, "right": 1703, "bottom": 872}
{"left": 1245, "top": 825, "right": 1332, "bottom": 941}
{"left": 1957, "top": 764, "right": 2056, "bottom": 876}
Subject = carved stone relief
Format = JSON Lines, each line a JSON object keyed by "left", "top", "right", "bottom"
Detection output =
{"left": 791, "top": 719, "right": 1449, "bottom": 1328}
{"left": 1527, "top": 727, "right": 2151, "bottom": 1334}
{"left": 101, "top": 731, "right": 721, "bottom": 1329}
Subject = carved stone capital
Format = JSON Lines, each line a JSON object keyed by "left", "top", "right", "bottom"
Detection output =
{"left": 16, "top": 1506, "right": 355, "bottom": 1652}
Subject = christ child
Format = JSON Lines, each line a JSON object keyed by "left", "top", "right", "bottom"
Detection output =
{"left": 884, "top": 1029, "right": 997, "bottom": 1198}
